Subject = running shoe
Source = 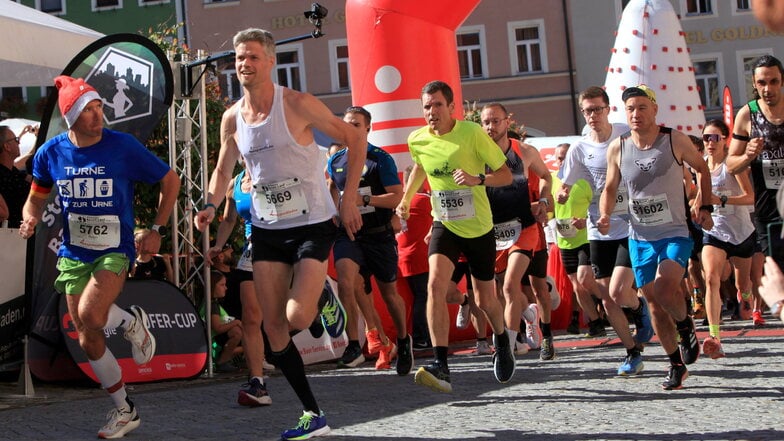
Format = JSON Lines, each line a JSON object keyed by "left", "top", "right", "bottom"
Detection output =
{"left": 702, "top": 336, "right": 725, "bottom": 359}
{"left": 566, "top": 320, "right": 580, "bottom": 335}
{"left": 524, "top": 304, "right": 543, "bottom": 349}
{"left": 97, "top": 399, "right": 140, "bottom": 439}
{"left": 585, "top": 318, "right": 607, "bottom": 338}
{"left": 281, "top": 410, "right": 330, "bottom": 440}
{"left": 366, "top": 329, "right": 383, "bottom": 355}
{"left": 677, "top": 317, "right": 700, "bottom": 365}
{"left": 412, "top": 340, "right": 432, "bottom": 351}
{"left": 124, "top": 305, "right": 156, "bottom": 365}
{"left": 737, "top": 291, "right": 753, "bottom": 321}
{"left": 631, "top": 297, "right": 654, "bottom": 344}
{"left": 414, "top": 360, "right": 452, "bottom": 393}
{"left": 396, "top": 335, "right": 413, "bottom": 376}
{"left": 753, "top": 310, "right": 766, "bottom": 327}
{"left": 539, "top": 335, "right": 556, "bottom": 361}
{"left": 375, "top": 340, "right": 397, "bottom": 370}
{"left": 455, "top": 297, "right": 471, "bottom": 330}
{"left": 617, "top": 353, "right": 644, "bottom": 376}
{"left": 337, "top": 343, "right": 365, "bottom": 368}
{"left": 319, "top": 283, "right": 346, "bottom": 338}
{"left": 661, "top": 364, "right": 689, "bottom": 390}
{"left": 237, "top": 377, "right": 272, "bottom": 406}
{"left": 492, "top": 332, "right": 516, "bottom": 383}
{"left": 475, "top": 339, "right": 494, "bottom": 355}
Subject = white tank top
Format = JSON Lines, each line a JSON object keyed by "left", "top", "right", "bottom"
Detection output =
{"left": 704, "top": 161, "right": 755, "bottom": 245}
{"left": 235, "top": 84, "right": 336, "bottom": 229}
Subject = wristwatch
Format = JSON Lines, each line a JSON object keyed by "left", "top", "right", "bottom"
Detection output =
{"left": 719, "top": 195, "right": 728, "bottom": 208}
{"left": 151, "top": 224, "right": 168, "bottom": 236}
{"left": 362, "top": 194, "right": 371, "bottom": 207}
{"left": 699, "top": 204, "right": 714, "bottom": 213}
{"left": 478, "top": 173, "right": 486, "bottom": 185}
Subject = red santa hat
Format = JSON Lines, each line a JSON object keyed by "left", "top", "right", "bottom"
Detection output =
{"left": 54, "top": 75, "right": 101, "bottom": 128}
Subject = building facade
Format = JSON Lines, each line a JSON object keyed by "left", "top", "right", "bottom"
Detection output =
{"left": 184, "top": 0, "right": 579, "bottom": 137}
{"left": 571, "top": 0, "right": 784, "bottom": 123}
{"left": 5, "top": 0, "right": 783, "bottom": 135}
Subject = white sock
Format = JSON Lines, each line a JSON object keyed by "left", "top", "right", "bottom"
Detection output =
{"left": 106, "top": 304, "right": 135, "bottom": 331}
{"left": 508, "top": 330, "right": 519, "bottom": 347}
{"left": 251, "top": 376, "right": 264, "bottom": 385}
{"left": 89, "top": 348, "right": 128, "bottom": 410}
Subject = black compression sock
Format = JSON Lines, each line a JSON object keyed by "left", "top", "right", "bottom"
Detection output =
{"left": 540, "top": 321, "right": 552, "bottom": 337}
{"left": 434, "top": 346, "right": 449, "bottom": 367}
{"left": 269, "top": 339, "right": 319, "bottom": 414}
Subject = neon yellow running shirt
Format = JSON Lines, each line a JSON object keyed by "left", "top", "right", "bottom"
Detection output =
{"left": 408, "top": 120, "right": 506, "bottom": 238}
{"left": 551, "top": 172, "right": 592, "bottom": 249}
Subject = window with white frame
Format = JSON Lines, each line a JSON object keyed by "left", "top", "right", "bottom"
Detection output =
{"left": 684, "top": 0, "right": 713, "bottom": 15}
{"left": 38, "top": 0, "right": 64, "bottom": 14}
{"left": 736, "top": 0, "right": 750, "bottom": 11}
{"left": 456, "top": 26, "right": 486, "bottom": 80}
{"left": 218, "top": 68, "right": 242, "bottom": 102}
{"left": 139, "top": 0, "right": 169, "bottom": 5}
{"left": 692, "top": 58, "right": 721, "bottom": 109}
{"left": 329, "top": 40, "right": 350, "bottom": 93}
{"left": 508, "top": 20, "right": 547, "bottom": 75}
{"left": 276, "top": 45, "right": 304, "bottom": 92}
{"left": 93, "top": 0, "right": 121, "bottom": 11}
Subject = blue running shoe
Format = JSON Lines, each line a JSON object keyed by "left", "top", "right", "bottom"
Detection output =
{"left": 633, "top": 296, "right": 654, "bottom": 344}
{"left": 617, "top": 353, "right": 644, "bottom": 376}
{"left": 281, "top": 410, "right": 330, "bottom": 440}
{"left": 319, "top": 282, "right": 346, "bottom": 338}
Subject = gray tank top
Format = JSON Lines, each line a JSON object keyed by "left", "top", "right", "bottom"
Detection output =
{"left": 619, "top": 127, "right": 689, "bottom": 241}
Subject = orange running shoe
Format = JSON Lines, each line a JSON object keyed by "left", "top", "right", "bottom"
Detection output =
{"left": 702, "top": 336, "right": 725, "bottom": 359}
{"left": 752, "top": 310, "right": 766, "bottom": 327}
{"left": 375, "top": 340, "right": 397, "bottom": 370}
{"left": 366, "top": 329, "right": 383, "bottom": 355}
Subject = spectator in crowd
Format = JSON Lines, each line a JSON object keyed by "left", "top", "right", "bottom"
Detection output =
{"left": 200, "top": 271, "right": 244, "bottom": 372}
{"left": 129, "top": 229, "right": 173, "bottom": 282}
{"left": 0, "top": 125, "right": 32, "bottom": 228}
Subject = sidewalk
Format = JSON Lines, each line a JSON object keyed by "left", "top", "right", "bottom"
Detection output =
{"left": 1, "top": 318, "right": 783, "bottom": 441}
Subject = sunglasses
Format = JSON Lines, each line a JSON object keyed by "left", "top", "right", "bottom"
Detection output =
{"left": 702, "top": 134, "right": 724, "bottom": 143}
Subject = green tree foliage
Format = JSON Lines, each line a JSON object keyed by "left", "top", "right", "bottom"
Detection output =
{"left": 135, "top": 23, "right": 242, "bottom": 253}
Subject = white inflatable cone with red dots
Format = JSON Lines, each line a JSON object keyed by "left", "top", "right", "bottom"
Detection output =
{"left": 604, "top": 0, "right": 706, "bottom": 136}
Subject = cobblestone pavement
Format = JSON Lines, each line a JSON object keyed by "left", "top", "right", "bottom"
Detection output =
{"left": 1, "top": 318, "right": 783, "bottom": 441}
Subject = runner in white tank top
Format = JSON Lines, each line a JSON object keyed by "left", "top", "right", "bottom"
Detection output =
{"left": 194, "top": 28, "right": 366, "bottom": 441}
{"left": 699, "top": 119, "right": 756, "bottom": 359}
